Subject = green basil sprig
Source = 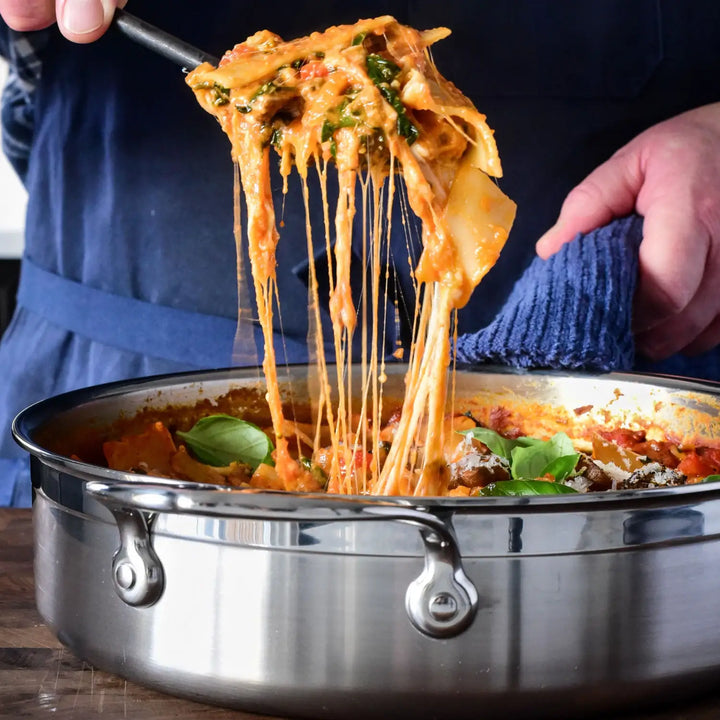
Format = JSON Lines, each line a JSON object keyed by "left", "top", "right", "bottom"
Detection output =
{"left": 461, "top": 428, "right": 580, "bottom": 483}
{"left": 177, "top": 414, "right": 274, "bottom": 469}
{"left": 480, "top": 480, "right": 579, "bottom": 497}
{"left": 702, "top": 474, "right": 720, "bottom": 483}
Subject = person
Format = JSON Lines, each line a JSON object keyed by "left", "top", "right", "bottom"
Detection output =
{"left": 1, "top": 0, "right": 720, "bottom": 507}
{"left": 537, "top": 101, "right": 720, "bottom": 364}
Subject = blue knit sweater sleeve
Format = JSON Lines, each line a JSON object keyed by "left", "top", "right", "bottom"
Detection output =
{"left": 455, "top": 215, "right": 643, "bottom": 373}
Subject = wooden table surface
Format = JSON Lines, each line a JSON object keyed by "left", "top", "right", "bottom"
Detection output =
{"left": 2, "top": 506, "right": 720, "bottom": 720}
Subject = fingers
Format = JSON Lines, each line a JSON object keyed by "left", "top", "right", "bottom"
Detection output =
{"left": 0, "top": 0, "right": 125, "bottom": 39}
{"left": 632, "top": 201, "right": 708, "bottom": 334}
{"left": 631, "top": 113, "right": 720, "bottom": 358}
{"left": 634, "top": 211, "right": 720, "bottom": 359}
{"left": 681, "top": 314, "right": 720, "bottom": 356}
{"left": 535, "top": 103, "right": 720, "bottom": 362}
{"left": 0, "top": 0, "right": 55, "bottom": 30}
{"left": 535, "top": 148, "right": 641, "bottom": 259}
{"left": 56, "top": 0, "right": 122, "bottom": 43}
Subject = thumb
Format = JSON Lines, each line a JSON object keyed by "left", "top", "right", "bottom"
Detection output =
{"left": 56, "top": 0, "right": 126, "bottom": 43}
{"left": 0, "top": 1, "right": 55, "bottom": 31}
{"left": 535, "top": 149, "right": 642, "bottom": 259}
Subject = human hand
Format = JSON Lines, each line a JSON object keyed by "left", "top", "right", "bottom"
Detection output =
{"left": 0, "top": 0, "right": 126, "bottom": 43}
{"left": 536, "top": 102, "right": 720, "bottom": 361}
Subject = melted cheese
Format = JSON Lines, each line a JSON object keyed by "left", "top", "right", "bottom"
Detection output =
{"left": 188, "top": 16, "right": 516, "bottom": 495}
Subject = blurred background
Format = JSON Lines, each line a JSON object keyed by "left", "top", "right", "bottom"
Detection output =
{"left": 0, "top": 57, "right": 26, "bottom": 340}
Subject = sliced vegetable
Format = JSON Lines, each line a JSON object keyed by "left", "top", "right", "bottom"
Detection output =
{"left": 677, "top": 451, "right": 718, "bottom": 478}
{"left": 177, "top": 414, "right": 274, "bottom": 469}
{"left": 299, "top": 60, "right": 328, "bottom": 81}
{"left": 103, "top": 421, "right": 177, "bottom": 476}
{"left": 701, "top": 474, "right": 720, "bottom": 484}
{"left": 591, "top": 434, "right": 646, "bottom": 473}
{"left": 479, "top": 480, "right": 579, "bottom": 497}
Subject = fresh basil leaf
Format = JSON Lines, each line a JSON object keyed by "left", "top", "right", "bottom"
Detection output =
{"left": 459, "top": 427, "right": 542, "bottom": 461}
{"left": 702, "top": 474, "right": 720, "bottom": 483}
{"left": 460, "top": 429, "right": 579, "bottom": 482}
{"left": 541, "top": 453, "right": 581, "bottom": 482}
{"left": 460, "top": 427, "right": 514, "bottom": 460}
{"left": 480, "top": 480, "right": 579, "bottom": 497}
{"left": 511, "top": 433, "right": 578, "bottom": 481}
{"left": 177, "top": 414, "right": 274, "bottom": 469}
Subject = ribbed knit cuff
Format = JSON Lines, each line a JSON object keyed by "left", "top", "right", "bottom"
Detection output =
{"left": 456, "top": 214, "right": 643, "bottom": 373}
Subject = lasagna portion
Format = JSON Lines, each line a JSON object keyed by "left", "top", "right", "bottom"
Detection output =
{"left": 187, "top": 17, "right": 516, "bottom": 496}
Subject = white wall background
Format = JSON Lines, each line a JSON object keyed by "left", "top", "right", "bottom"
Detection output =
{"left": 0, "top": 57, "right": 27, "bottom": 258}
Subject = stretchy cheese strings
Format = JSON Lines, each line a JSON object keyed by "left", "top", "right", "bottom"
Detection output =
{"left": 189, "top": 16, "right": 515, "bottom": 495}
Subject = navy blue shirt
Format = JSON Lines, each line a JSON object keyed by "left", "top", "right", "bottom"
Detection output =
{"left": 1, "top": 0, "right": 720, "bottom": 505}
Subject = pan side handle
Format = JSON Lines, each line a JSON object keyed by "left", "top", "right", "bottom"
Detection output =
{"left": 86, "top": 480, "right": 479, "bottom": 638}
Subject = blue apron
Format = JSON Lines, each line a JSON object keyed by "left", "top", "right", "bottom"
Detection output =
{"left": 2, "top": 0, "right": 720, "bottom": 505}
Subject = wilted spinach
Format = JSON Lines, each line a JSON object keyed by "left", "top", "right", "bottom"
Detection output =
{"left": 365, "top": 53, "right": 418, "bottom": 144}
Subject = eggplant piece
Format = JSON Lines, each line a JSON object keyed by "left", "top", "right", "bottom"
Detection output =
{"left": 618, "top": 462, "right": 685, "bottom": 490}
{"left": 575, "top": 453, "right": 614, "bottom": 491}
{"left": 448, "top": 448, "right": 510, "bottom": 489}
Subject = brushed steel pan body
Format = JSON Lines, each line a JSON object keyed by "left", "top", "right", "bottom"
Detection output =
{"left": 13, "top": 366, "right": 720, "bottom": 719}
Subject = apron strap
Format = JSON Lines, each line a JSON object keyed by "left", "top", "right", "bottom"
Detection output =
{"left": 16, "top": 258, "right": 308, "bottom": 368}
